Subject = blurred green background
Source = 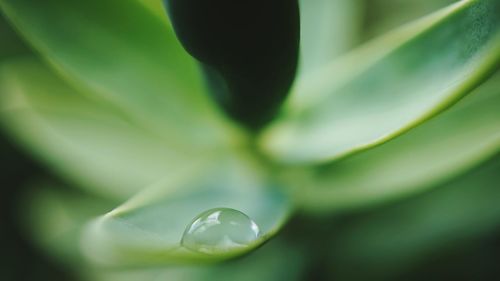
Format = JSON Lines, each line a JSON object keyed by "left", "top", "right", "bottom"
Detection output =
{"left": 0, "top": 131, "right": 73, "bottom": 280}
{"left": 2, "top": 0, "right": 500, "bottom": 280}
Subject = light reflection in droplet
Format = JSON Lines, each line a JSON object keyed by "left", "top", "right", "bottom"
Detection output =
{"left": 181, "top": 208, "right": 260, "bottom": 254}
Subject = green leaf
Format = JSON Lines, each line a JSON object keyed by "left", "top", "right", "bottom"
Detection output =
{"left": 164, "top": 0, "right": 300, "bottom": 129}
{"left": 329, "top": 155, "right": 500, "bottom": 281}
{"left": 84, "top": 240, "right": 304, "bottom": 281}
{"left": 296, "top": 70, "right": 500, "bottom": 213}
{"left": 0, "top": 0, "right": 239, "bottom": 147}
{"left": 299, "top": 0, "right": 362, "bottom": 74}
{"left": 82, "top": 154, "right": 292, "bottom": 266}
{"left": 22, "top": 182, "right": 301, "bottom": 281}
{"left": 136, "top": 0, "right": 168, "bottom": 20}
{"left": 261, "top": 0, "right": 500, "bottom": 164}
{"left": 0, "top": 58, "right": 206, "bottom": 199}
{"left": 362, "top": 0, "right": 455, "bottom": 39}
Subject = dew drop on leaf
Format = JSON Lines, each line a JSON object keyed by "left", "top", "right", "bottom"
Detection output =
{"left": 181, "top": 208, "right": 260, "bottom": 254}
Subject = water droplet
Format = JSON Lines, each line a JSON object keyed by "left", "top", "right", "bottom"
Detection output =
{"left": 181, "top": 208, "right": 260, "bottom": 254}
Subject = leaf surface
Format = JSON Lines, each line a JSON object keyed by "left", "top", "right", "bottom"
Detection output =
{"left": 0, "top": 0, "right": 238, "bottom": 148}
{"left": 0, "top": 59, "right": 203, "bottom": 199}
{"left": 85, "top": 240, "right": 303, "bottom": 281}
{"left": 297, "top": 70, "right": 500, "bottom": 213}
{"left": 262, "top": 0, "right": 500, "bottom": 164}
{"left": 82, "top": 154, "right": 292, "bottom": 266}
{"left": 299, "top": 0, "right": 362, "bottom": 74}
{"left": 23, "top": 182, "right": 301, "bottom": 281}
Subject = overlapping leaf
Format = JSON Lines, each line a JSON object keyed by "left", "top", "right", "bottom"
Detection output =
{"left": 22, "top": 182, "right": 301, "bottom": 281}
{"left": 1, "top": 0, "right": 499, "bottom": 276}
{"left": 0, "top": 0, "right": 240, "bottom": 148}
{"left": 262, "top": 0, "right": 500, "bottom": 164}
{"left": 0, "top": 59, "right": 203, "bottom": 199}
{"left": 296, "top": 71, "right": 500, "bottom": 213}
{"left": 362, "top": 0, "right": 455, "bottom": 39}
{"left": 82, "top": 154, "right": 291, "bottom": 266}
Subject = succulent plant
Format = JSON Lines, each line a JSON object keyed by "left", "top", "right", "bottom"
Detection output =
{"left": 0, "top": 0, "right": 499, "bottom": 280}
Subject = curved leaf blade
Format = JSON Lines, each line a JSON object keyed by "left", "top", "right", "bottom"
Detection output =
{"left": 362, "top": 0, "right": 455, "bottom": 39}
{"left": 0, "top": 0, "right": 238, "bottom": 147}
{"left": 262, "top": 0, "right": 500, "bottom": 164}
{"left": 82, "top": 154, "right": 292, "bottom": 266}
{"left": 22, "top": 182, "right": 302, "bottom": 281}
{"left": 0, "top": 58, "right": 203, "bottom": 199}
{"left": 298, "top": 70, "right": 500, "bottom": 213}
